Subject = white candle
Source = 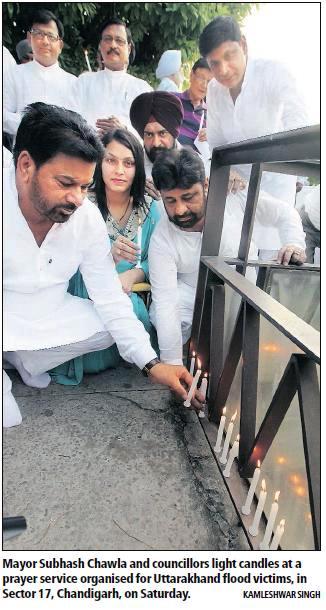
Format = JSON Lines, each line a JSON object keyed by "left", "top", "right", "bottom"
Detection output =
{"left": 223, "top": 434, "right": 239, "bottom": 477}
{"left": 198, "top": 373, "right": 208, "bottom": 418}
{"left": 184, "top": 359, "right": 201, "bottom": 407}
{"left": 136, "top": 217, "right": 142, "bottom": 268}
{"left": 214, "top": 407, "right": 226, "bottom": 454}
{"left": 84, "top": 49, "right": 92, "bottom": 72}
{"left": 269, "top": 518, "right": 285, "bottom": 550}
{"left": 241, "top": 460, "right": 261, "bottom": 515}
{"left": 248, "top": 479, "right": 267, "bottom": 537}
{"left": 219, "top": 410, "right": 237, "bottom": 464}
{"left": 189, "top": 352, "right": 196, "bottom": 376}
{"left": 259, "top": 490, "right": 280, "bottom": 550}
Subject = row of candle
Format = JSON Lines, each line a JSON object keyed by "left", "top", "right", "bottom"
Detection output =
{"left": 214, "top": 407, "right": 285, "bottom": 550}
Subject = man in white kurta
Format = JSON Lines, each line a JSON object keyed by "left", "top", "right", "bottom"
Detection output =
{"left": 199, "top": 16, "right": 309, "bottom": 248}
{"left": 75, "top": 18, "right": 151, "bottom": 132}
{"left": 3, "top": 102, "right": 198, "bottom": 428}
{"left": 148, "top": 148, "right": 306, "bottom": 365}
{"left": 3, "top": 9, "right": 77, "bottom": 136}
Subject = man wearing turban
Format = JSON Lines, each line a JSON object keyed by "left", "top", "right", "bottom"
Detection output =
{"left": 130, "top": 90, "right": 184, "bottom": 198}
{"left": 156, "top": 49, "right": 183, "bottom": 92}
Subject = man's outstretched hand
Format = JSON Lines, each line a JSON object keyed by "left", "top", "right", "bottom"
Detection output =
{"left": 148, "top": 363, "right": 205, "bottom": 411}
{"left": 277, "top": 244, "right": 306, "bottom": 265}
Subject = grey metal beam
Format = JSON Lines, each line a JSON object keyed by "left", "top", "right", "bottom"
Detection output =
{"left": 237, "top": 163, "right": 262, "bottom": 273}
{"left": 239, "top": 303, "right": 260, "bottom": 473}
{"left": 295, "top": 355, "right": 320, "bottom": 550}
{"left": 202, "top": 257, "right": 320, "bottom": 362}
{"left": 208, "top": 284, "right": 225, "bottom": 405}
{"left": 243, "top": 357, "right": 297, "bottom": 473}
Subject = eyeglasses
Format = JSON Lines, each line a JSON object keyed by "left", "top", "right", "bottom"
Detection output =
{"left": 30, "top": 28, "right": 61, "bottom": 43}
{"left": 101, "top": 35, "right": 128, "bottom": 47}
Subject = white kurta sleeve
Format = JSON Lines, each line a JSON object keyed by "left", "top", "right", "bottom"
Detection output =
{"left": 79, "top": 209, "right": 157, "bottom": 369}
{"left": 3, "top": 67, "right": 22, "bottom": 135}
{"left": 206, "top": 83, "right": 228, "bottom": 152}
{"left": 148, "top": 228, "right": 183, "bottom": 365}
{"left": 253, "top": 191, "right": 306, "bottom": 248}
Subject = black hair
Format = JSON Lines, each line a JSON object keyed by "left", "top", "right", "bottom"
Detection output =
{"left": 152, "top": 147, "right": 205, "bottom": 192}
{"left": 28, "top": 9, "right": 64, "bottom": 39}
{"left": 13, "top": 102, "right": 104, "bottom": 169}
{"left": 192, "top": 57, "right": 211, "bottom": 72}
{"left": 99, "top": 17, "right": 135, "bottom": 64}
{"left": 199, "top": 16, "right": 241, "bottom": 57}
{"left": 94, "top": 128, "right": 146, "bottom": 220}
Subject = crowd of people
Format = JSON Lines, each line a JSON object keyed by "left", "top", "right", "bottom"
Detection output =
{"left": 3, "top": 9, "right": 317, "bottom": 428}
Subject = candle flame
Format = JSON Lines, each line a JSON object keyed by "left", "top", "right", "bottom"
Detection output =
{"left": 262, "top": 479, "right": 266, "bottom": 491}
{"left": 192, "top": 351, "right": 196, "bottom": 357}
{"left": 197, "top": 358, "right": 201, "bottom": 369}
{"left": 277, "top": 455, "right": 286, "bottom": 464}
{"left": 295, "top": 485, "right": 306, "bottom": 497}
{"left": 231, "top": 410, "right": 237, "bottom": 422}
{"left": 222, "top": 407, "right": 226, "bottom": 415}
{"left": 204, "top": 372, "right": 208, "bottom": 378}
{"left": 274, "top": 490, "right": 280, "bottom": 502}
{"left": 280, "top": 519, "right": 285, "bottom": 527}
{"left": 236, "top": 434, "right": 240, "bottom": 441}
{"left": 262, "top": 342, "right": 279, "bottom": 353}
{"left": 257, "top": 460, "right": 261, "bottom": 468}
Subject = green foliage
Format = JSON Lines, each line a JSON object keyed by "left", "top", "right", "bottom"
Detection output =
{"left": 3, "top": 2, "right": 257, "bottom": 76}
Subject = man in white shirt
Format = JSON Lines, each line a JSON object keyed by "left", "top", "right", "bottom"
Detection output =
{"left": 75, "top": 18, "right": 152, "bottom": 133}
{"left": 148, "top": 148, "right": 306, "bottom": 365}
{"left": 3, "top": 102, "right": 202, "bottom": 428}
{"left": 3, "top": 9, "right": 77, "bottom": 137}
{"left": 199, "top": 16, "right": 309, "bottom": 248}
{"left": 156, "top": 50, "right": 183, "bottom": 92}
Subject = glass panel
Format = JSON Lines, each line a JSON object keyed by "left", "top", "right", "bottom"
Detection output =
{"left": 266, "top": 268, "right": 320, "bottom": 331}
{"left": 218, "top": 285, "right": 318, "bottom": 549}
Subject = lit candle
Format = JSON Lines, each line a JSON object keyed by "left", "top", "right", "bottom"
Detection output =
{"left": 248, "top": 479, "right": 267, "bottom": 537}
{"left": 219, "top": 410, "right": 237, "bottom": 464}
{"left": 189, "top": 352, "right": 196, "bottom": 376}
{"left": 214, "top": 407, "right": 226, "bottom": 454}
{"left": 84, "top": 49, "right": 92, "bottom": 72}
{"left": 198, "top": 373, "right": 208, "bottom": 418}
{"left": 259, "top": 490, "right": 280, "bottom": 550}
{"left": 184, "top": 359, "right": 201, "bottom": 407}
{"left": 136, "top": 217, "right": 142, "bottom": 268}
{"left": 223, "top": 434, "right": 239, "bottom": 477}
{"left": 269, "top": 518, "right": 285, "bottom": 550}
{"left": 241, "top": 460, "right": 261, "bottom": 515}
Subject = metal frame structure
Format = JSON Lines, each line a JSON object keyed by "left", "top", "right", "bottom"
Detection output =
{"left": 190, "top": 126, "right": 320, "bottom": 549}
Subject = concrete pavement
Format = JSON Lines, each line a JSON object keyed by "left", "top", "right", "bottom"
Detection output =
{"left": 3, "top": 364, "right": 249, "bottom": 551}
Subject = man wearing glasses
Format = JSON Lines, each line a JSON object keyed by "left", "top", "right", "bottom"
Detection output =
{"left": 3, "top": 9, "right": 77, "bottom": 137}
{"left": 75, "top": 18, "right": 152, "bottom": 135}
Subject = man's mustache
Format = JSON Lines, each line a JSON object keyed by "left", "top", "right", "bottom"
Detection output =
{"left": 107, "top": 48, "right": 120, "bottom": 56}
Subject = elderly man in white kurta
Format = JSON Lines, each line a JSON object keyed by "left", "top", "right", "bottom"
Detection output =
{"left": 3, "top": 9, "right": 77, "bottom": 137}
{"left": 3, "top": 102, "right": 201, "bottom": 428}
{"left": 199, "top": 16, "right": 309, "bottom": 249}
{"left": 148, "top": 148, "right": 306, "bottom": 365}
{"left": 75, "top": 18, "right": 152, "bottom": 134}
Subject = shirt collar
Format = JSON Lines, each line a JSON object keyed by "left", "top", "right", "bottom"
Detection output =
{"left": 32, "top": 59, "right": 60, "bottom": 72}
{"left": 241, "top": 56, "right": 253, "bottom": 91}
{"left": 181, "top": 89, "right": 206, "bottom": 108}
{"left": 104, "top": 67, "right": 128, "bottom": 78}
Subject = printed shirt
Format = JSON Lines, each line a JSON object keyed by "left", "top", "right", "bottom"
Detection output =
{"left": 175, "top": 90, "right": 207, "bottom": 151}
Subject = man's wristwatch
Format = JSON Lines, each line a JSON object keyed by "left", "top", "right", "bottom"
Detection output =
{"left": 142, "top": 358, "right": 161, "bottom": 377}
